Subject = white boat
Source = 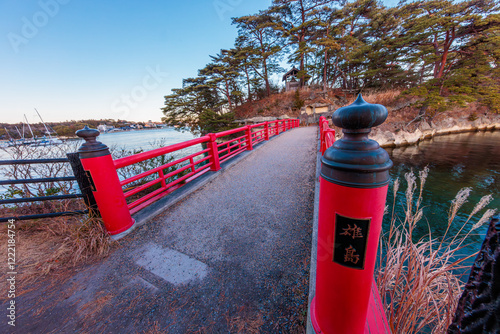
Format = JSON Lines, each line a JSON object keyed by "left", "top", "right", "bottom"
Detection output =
{"left": 4, "top": 110, "right": 65, "bottom": 148}
{"left": 29, "top": 136, "right": 63, "bottom": 147}
{"left": 29, "top": 109, "right": 64, "bottom": 146}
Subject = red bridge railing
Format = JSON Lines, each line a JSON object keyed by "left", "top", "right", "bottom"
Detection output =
{"left": 110, "top": 119, "right": 299, "bottom": 215}
{"left": 319, "top": 116, "right": 335, "bottom": 155}
{"left": 76, "top": 119, "right": 299, "bottom": 236}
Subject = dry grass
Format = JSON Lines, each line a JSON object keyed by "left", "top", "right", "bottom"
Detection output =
{"left": 0, "top": 213, "right": 114, "bottom": 293}
{"left": 226, "top": 312, "right": 264, "bottom": 334}
{"left": 142, "top": 322, "right": 169, "bottom": 334}
{"left": 344, "top": 89, "right": 402, "bottom": 106}
{"left": 376, "top": 167, "right": 496, "bottom": 334}
{"left": 232, "top": 86, "right": 407, "bottom": 121}
{"left": 80, "top": 291, "right": 114, "bottom": 319}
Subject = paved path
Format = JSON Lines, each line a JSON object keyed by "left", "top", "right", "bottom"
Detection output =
{"left": 10, "top": 127, "right": 318, "bottom": 333}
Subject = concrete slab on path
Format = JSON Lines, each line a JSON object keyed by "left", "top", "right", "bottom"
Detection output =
{"left": 6, "top": 127, "right": 318, "bottom": 334}
{"left": 135, "top": 243, "right": 208, "bottom": 285}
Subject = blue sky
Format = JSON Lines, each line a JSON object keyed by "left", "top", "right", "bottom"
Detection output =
{"left": 0, "top": 0, "right": 398, "bottom": 124}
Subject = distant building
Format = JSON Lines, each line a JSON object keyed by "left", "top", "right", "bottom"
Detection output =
{"left": 97, "top": 124, "right": 114, "bottom": 133}
{"left": 302, "top": 102, "right": 332, "bottom": 115}
{"left": 299, "top": 98, "right": 337, "bottom": 125}
{"left": 283, "top": 67, "right": 300, "bottom": 92}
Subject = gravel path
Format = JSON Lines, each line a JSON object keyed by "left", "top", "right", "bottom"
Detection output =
{"left": 9, "top": 127, "right": 318, "bottom": 333}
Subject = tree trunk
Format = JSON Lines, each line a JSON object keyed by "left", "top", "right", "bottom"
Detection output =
{"left": 436, "top": 28, "right": 455, "bottom": 79}
{"left": 263, "top": 58, "right": 271, "bottom": 97}
{"left": 224, "top": 79, "right": 232, "bottom": 110}
{"left": 244, "top": 65, "right": 251, "bottom": 102}
{"left": 323, "top": 48, "right": 328, "bottom": 91}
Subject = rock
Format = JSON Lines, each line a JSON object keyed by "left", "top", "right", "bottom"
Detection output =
{"left": 374, "top": 131, "right": 397, "bottom": 148}
{"left": 393, "top": 131, "right": 408, "bottom": 146}
{"left": 456, "top": 119, "right": 469, "bottom": 128}
{"left": 419, "top": 121, "right": 432, "bottom": 131}
{"left": 370, "top": 114, "right": 498, "bottom": 149}
{"left": 421, "top": 129, "right": 435, "bottom": 139}
{"left": 403, "top": 129, "right": 422, "bottom": 145}
{"left": 442, "top": 117, "right": 456, "bottom": 128}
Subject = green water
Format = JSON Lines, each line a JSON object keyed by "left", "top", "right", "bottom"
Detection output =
{"left": 384, "top": 130, "right": 500, "bottom": 250}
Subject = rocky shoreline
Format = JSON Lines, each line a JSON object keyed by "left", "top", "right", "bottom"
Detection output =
{"left": 235, "top": 112, "right": 500, "bottom": 149}
{"left": 369, "top": 115, "right": 500, "bottom": 148}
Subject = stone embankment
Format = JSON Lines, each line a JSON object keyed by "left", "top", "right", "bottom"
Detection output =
{"left": 369, "top": 115, "right": 500, "bottom": 148}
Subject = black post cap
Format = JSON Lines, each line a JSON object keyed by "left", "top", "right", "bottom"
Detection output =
{"left": 76, "top": 126, "right": 110, "bottom": 158}
{"left": 321, "top": 94, "right": 393, "bottom": 188}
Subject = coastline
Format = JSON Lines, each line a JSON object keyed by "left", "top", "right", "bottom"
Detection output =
{"left": 369, "top": 115, "right": 500, "bottom": 148}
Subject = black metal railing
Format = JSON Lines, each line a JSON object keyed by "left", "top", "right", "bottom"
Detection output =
{"left": 0, "top": 153, "right": 97, "bottom": 222}
{"left": 448, "top": 215, "right": 500, "bottom": 333}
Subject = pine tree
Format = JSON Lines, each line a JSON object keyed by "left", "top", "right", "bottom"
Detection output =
{"left": 269, "top": 0, "right": 342, "bottom": 87}
{"left": 232, "top": 12, "right": 283, "bottom": 97}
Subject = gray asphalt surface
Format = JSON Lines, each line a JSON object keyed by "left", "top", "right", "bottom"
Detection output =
{"left": 9, "top": 126, "right": 318, "bottom": 333}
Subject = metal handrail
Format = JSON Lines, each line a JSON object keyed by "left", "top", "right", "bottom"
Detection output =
{"left": 0, "top": 153, "right": 98, "bottom": 221}
{"left": 0, "top": 158, "right": 70, "bottom": 165}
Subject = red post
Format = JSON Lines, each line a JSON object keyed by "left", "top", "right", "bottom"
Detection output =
{"left": 311, "top": 95, "right": 393, "bottom": 334}
{"left": 265, "top": 122, "right": 270, "bottom": 141}
{"left": 275, "top": 120, "right": 280, "bottom": 135}
{"left": 207, "top": 133, "right": 221, "bottom": 171}
{"left": 246, "top": 125, "right": 253, "bottom": 150}
{"left": 319, "top": 116, "right": 326, "bottom": 140}
{"left": 76, "top": 127, "right": 135, "bottom": 237}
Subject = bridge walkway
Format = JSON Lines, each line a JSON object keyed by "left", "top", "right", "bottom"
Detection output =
{"left": 14, "top": 126, "right": 318, "bottom": 333}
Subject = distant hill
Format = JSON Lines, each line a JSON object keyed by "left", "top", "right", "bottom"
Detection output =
{"left": 0, "top": 119, "right": 148, "bottom": 139}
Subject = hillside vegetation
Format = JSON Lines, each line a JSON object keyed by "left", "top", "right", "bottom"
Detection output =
{"left": 161, "top": 0, "right": 500, "bottom": 135}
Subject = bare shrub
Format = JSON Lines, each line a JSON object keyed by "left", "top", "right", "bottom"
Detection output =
{"left": 376, "top": 167, "right": 496, "bottom": 333}
{"left": 0, "top": 141, "right": 84, "bottom": 220}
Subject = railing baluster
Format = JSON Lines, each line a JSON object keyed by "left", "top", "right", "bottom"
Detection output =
{"left": 189, "top": 157, "right": 195, "bottom": 173}
{"left": 158, "top": 169, "right": 167, "bottom": 189}
{"left": 207, "top": 133, "right": 221, "bottom": 171}
{"left": 246, "top": 125, "right": 253, "bottom": 151}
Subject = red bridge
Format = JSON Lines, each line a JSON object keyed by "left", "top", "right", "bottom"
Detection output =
{"left": 10, "top": 113, "right": 390, "bottom": 333}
